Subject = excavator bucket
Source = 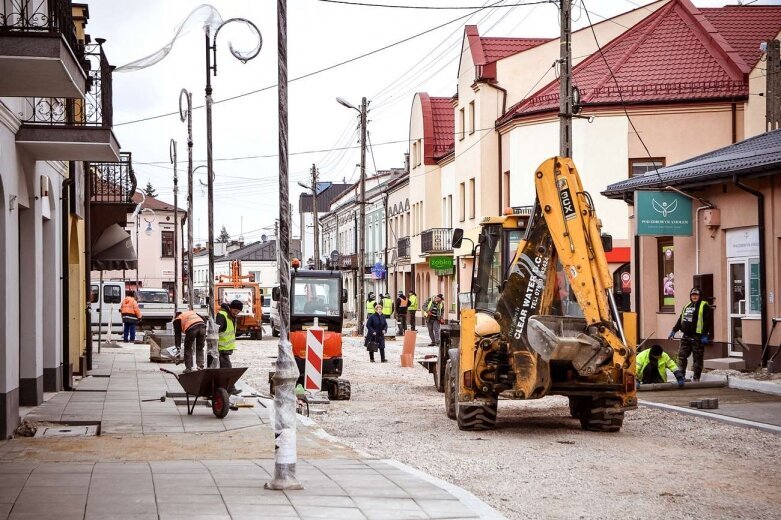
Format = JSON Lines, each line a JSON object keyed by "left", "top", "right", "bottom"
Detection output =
{"left": 526, "top": 315, "right": 613, "bottom": 376}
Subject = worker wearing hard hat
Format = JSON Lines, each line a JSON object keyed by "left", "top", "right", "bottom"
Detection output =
{"left": 381, "top": 293, "right": 394, "bottom": 318}
{"left": 173, "top": 310, "right": 206, "bottom": 373}
{"left": 668, "top": 287, "right": 711, "bottom": 382}
{"left": 216, "top": 299, "right": 244, "bottom": 394}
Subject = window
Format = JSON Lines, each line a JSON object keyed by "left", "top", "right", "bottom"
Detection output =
{"left": 161, "top": 230, "right": 174, "bottom": 258}
{"left": 293, "top": 276, "right": 340, "bottom": 316}
{"left": 417, "top": 140, "right": 422, "bottom": 166}
{"left": 459, "top": 183, "right": 466, "bottom": 222}
{"left": 630, "top": 158, "right": 665, "bottom": 178}
{"left": 447, "top": 195, "right": 453, "bottom": 228}
{"left": 468, "top": 101, "right": 475, "bottom": 135}
{"left": 502, "top": 171, "right": 510, "bottom": 209}
{"left": 657, "top": 237, "right": 675, "bottom": 312}
{"left": 103, "top": 285, "right": 122, "bottom": 304}
{"left": 469, "top": 178, "right": 476, "bottom": 219}
{"left": 459, "top": 108, "right": 465, "bottom": 140}
{"left": 412, "top": 142, "right": 418, "bottom": 168}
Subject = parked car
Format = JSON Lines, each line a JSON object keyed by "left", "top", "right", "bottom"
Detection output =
{"left": 262, "top": 295, "right": 271, "bottom": 324}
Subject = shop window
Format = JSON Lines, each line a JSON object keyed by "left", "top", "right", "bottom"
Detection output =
{"left": 657, "top": 237, "right": 674, "bottom": 312}
{"left": 161, "top": 231, "right": 174, "bottom": 258}
{"left": 630, "top": 158, "right": 665, "bottom": 178}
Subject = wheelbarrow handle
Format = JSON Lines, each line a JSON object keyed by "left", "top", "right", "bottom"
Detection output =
{"left": 159, "top": 368, "right": 178, "bottom": 377}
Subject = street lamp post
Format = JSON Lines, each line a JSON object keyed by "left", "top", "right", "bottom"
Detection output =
{"left": 179, "top": 88, "right": 194, "bottom": 311}
{"left": 203, "top": 17, "right": 261, "bottom": 367}
{"left": 135, "top": 206, "right": 156, "bottom": 290}
{"left": 170, "top": 139, "right": 179, "bottom": 317}
{"left": 336, "top": 96, "right": 368, "bottom": 334}
{"left": 266, "top": 0, "right": 302, "bottom": 491}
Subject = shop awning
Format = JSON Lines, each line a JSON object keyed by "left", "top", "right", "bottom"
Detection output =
{"left": 91, "top": 223, "right": 137, "bottom": 271}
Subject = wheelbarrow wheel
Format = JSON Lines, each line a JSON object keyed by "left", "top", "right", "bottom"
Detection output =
{"left": 212, "top": 387, "right": 230, "bottom": 418}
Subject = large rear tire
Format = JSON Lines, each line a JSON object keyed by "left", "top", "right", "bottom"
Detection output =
{"left": 456, "top": 399, "right": 497, "bottom": 431}
{"left": 579, "top": 398, "right": 625, "bottom": 432}
{"left": 327, "top": 379, "right": 351, "bottom": 401}
{"left": 434, "top": 343, "right": 446, "bottom": 393}
{"left": 568, "top": 396, "right": 590, "bottom": 418}
{"left": 444, "top": 359, "right": 456, "bottom": 420}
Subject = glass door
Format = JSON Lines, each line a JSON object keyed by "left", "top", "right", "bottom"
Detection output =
{"left": 728, "top": 261, "right": 746, "bottom": 357}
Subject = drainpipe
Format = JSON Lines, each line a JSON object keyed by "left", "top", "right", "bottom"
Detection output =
{"left": 492, "top": 83, "right": 508, "bottom": 214}
{"left": 383, "top": 192, "right": 389, "bottom": 294}
{"left": 733, "top": 175, "right": 768, "bottom": 364}
{"left": 61, "top": 173, "right": 73, "bottom": 390}
{"left": 85, "top": 162, "right": 92, "bottom": 372}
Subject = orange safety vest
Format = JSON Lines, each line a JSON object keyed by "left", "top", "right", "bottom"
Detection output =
{"left": 120, "top": 297, "right": 141, "bottom": 317}
{"left": 176, "top": 310, "right": 203, "bottom": 333}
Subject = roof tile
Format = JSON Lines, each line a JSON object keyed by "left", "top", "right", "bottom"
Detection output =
{"left": 701, "top": 6, "right": 781, "bottom": 69}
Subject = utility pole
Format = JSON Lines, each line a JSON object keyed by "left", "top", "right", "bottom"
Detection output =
{"left": 559, "top": 0, "right": 573, "bottom": 158}
{"left": 767, "top": 39, "right": 781, "bottom": 132}
{"left": 170, "top": 139, "right": 178, "bottom": 318}
{"left": 358, "top": 97, "right": 368, "bottom": 334}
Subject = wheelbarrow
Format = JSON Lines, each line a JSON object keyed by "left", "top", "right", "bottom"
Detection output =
{"left": 160, "top": 367, "right": 247, "bottom": 418}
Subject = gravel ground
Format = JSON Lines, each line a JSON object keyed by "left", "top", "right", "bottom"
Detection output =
{"left": 233, "top": 331, "right": 781, "bottom": 520}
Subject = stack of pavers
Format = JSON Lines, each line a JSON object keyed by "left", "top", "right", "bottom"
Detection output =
{"left": 689, "top": 398, "right": 719, "bottom": 409}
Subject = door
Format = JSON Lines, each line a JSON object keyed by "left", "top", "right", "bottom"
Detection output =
{"left": 728, "top": 261, "right": 746, "bottom": 357}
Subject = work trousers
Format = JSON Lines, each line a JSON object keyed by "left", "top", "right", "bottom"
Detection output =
{"left": 678, "top": 336, "right": 705, "bottom": 380}
{"left": 427, "top": 319, "right": 441, "bottom": 345}
{"left": 123, "top": 322, "right": 136, "bottom": 342}
{"left": 183, "top": 324, "right": 206, "bottom": 371}
{"left": 408, "top": 310, "right": 417, "bottom": 331}
{"left": 217, "top": 350, "right": 238, "bottom": 392}
{"left": 397, "top": 311, "right": 407, "bottom": 334}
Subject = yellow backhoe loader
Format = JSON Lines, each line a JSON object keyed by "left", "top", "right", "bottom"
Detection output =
{"left": 445, "top": 157, "right": 637, "bottom": 432}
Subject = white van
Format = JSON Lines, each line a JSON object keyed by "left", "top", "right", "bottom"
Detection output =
{"left": 90, "top": 281, "right": 125, "bottom": 330}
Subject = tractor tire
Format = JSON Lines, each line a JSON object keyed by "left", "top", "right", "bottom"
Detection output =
{"left": 327, "top": 379, "right": 351, "bottom": 401}
{"left": 272, "top": 325, "right": 280, "bottom": 337}
{"left": 579, "top": 398, "right": 625, "bottom": 433}
{"left": 444, "top": 359, "right": 456, "bottom": 420}
{"left": 433, "top": 345, "right": 446, "bottom": 393}
{"left": 456, "top": 399, "right": 498, "bottom": 431}
{"left": 568, "top": 396, "right": 590, "bottom": 418}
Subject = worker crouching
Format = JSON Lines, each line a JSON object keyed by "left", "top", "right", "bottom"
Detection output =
{"left": 173, "top": 310, "right": 206, "bottom": 374}
{"left": 636, "top": 344, "right": 685, "bottom": 387}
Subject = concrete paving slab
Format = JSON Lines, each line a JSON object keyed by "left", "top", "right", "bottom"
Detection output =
{"left": 157, "top": 501, "right": 229, "bottom": 516}
{"left": 296, "top": 505, "right": 368, "bottom": 520}
{"left": 226, "top": 503, "right": 299, "bottom": 518}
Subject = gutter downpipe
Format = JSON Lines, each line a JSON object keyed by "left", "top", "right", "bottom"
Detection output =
{"left": 492, "top": 83, "right": 508, "bottom": 214}
{"left": 733, "top": 175, "right": 768, "bottom": 365}
{"left": 61, "top": 173, "right": 73, "bottom": 390}
{"left": 85, "top": 162, "right": 92, "bottom": 372}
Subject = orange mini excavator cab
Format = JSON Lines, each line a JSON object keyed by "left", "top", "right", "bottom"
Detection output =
{"left": 271, "top": 265, "right": 351, "bottom": 400}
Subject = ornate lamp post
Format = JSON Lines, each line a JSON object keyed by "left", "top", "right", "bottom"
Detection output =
{"left": 170, "top": 139, "right": 179, "bottom": 316}
{"left": 179, "top": 88, "right": 194, "bottom": 310}
{"left": 203, "top": 18, "right": 262, "bottom": 367}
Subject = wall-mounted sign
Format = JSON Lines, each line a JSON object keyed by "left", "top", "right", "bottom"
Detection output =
{"left": 635, "top": 191, "right": 692, "bottom": 236}
{"left": 371, "top": 261, "right": 386, "bottom": 280}
{"left": 726, "top": 227, "right": 759, "bottom": 258}
{"left": 428, "top": 256, "right": 454, "bottom": 270}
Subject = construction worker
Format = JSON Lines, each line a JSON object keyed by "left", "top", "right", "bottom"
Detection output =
{"left": 395, "top": 291, "right": 408, "bottom": 334}
{"left": 120, "top": 291, "right": 142, "bottom": 342}
{"left": 636, "top": 344, "right": 685, "bottom": 387}
{"left": 668, "top": 287, "right": 711, "bottom": 382}
{"left": 381, "top": 293, "right": 394, "bottom": 318}
{"left": 424, "top": 294, "right": 445, "bottom": 346}
{"left": 173, "top": 310, "right": 206, "bottom": 373}
{"left": 407, "top": 290, "right": 418, "bottom": 332}
{"left": 366, "top": 292, "right": 378, "bottom": 316}
{"left": 216, "top": 299, "right": 243, "bottom": 394}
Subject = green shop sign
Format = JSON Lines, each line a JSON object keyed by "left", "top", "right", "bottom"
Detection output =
{"left": 428, "top": 256, "right": 454, "bottom": 270}
{"left": 635, "top": 191, "right": 692, "bottom": 236}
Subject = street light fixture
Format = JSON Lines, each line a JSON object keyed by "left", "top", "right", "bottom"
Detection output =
{"left": 203, "top": 17, "right": 262, "bottom": 368}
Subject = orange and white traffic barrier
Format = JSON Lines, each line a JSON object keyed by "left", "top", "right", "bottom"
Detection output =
{"left": 305, "top": 318, "right": 323, "bottom": 392}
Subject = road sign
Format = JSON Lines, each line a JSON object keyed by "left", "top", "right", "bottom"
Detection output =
{"left": 305, "top": 320, "right": 324, "bottom": 392}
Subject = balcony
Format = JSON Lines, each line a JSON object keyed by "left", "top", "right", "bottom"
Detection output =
{"left": 338, "top": 253, "right": 358, "bottom": 270}
{"left": 88, "top": 152, "right": 136, "bottom": 205}
{"left": 0, "top": 0, "right": 88, "bottom": 97}
{"left": 15, "top": 41, "right": 119, "bottom": 161}
{"left": 397, "top": 237, "right": 410, "bottom": 259}
{"left": 421, "top": 228, "right": 452, "bottom": 255}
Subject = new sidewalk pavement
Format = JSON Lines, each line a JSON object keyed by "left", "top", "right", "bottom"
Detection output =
{"left": 0, "top": 344, "right": 503, "bottom": 520}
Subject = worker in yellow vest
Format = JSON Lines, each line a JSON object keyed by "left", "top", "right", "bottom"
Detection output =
{"left": 407, "top": 290, "right": 418, "bottom": 332}
{"left": 381, "top": 293, "right": 394, "bottom": 318}
{"left": 216, "top": 299, "right": 243, "bottom": 394}
{"left": 366, "top": 292, "right": 379, "bottom": 315}
{"left": 173, "top": 310, "right": 205, "bottom": 373}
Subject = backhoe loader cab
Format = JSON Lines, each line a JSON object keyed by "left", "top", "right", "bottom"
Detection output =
{"left": 445, "top": 157, "right": 637, "bottom": 432}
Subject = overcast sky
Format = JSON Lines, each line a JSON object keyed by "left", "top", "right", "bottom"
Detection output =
{"left": 84, "top": 0, "right": 750, "bottom": 245}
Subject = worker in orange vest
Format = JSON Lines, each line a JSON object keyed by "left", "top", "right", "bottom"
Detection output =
{"left": 173, "top": 310, "right": 206, "bottom": 373}
{"left": 120, "top": 291, "right": 142, "bottom": 342}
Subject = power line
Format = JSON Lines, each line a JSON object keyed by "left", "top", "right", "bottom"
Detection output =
{"left": 115, "top": 0, "right": 541, "bottom": 127}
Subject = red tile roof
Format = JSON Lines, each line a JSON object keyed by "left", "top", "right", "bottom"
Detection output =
{"left": 480, "top": 37, "right": 553, "bottom": 63}
{"left": 701, "top": 6, "right": 781, "bottom": 70}
{"left": 418, "top": 93, "right": 454, "bottom": 165}
{"left": 132, "top": 192, "right": 187, "bottom": 214}
{"left": 499, "top": 0, "right": 761, "bottom": 126}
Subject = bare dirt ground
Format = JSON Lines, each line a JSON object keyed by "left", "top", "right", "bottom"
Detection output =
{"left": 234, "top": 333, "right": 781, "bottom": 520}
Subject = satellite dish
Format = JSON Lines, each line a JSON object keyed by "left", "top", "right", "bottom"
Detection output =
{"left": 261, "top": 234, "right": 267, "bottom": 242}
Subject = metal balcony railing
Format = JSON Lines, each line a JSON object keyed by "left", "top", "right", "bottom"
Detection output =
{"left": 421, "top": 228, "right": 452, "bottom": 254}
{"left": 397, "top": 237, "right": 410, "bottom": 259}
{"left": 19, "top": 41, "right": 113, "bottom": 127}
{"left": 0, "top": 0, "right": 81, "bottom": 56}
{"left": 88, "top": 152, "right": 136, "bottom": 205}
{"left": 338, "top": 254, "right": 358, "bottom": 270}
